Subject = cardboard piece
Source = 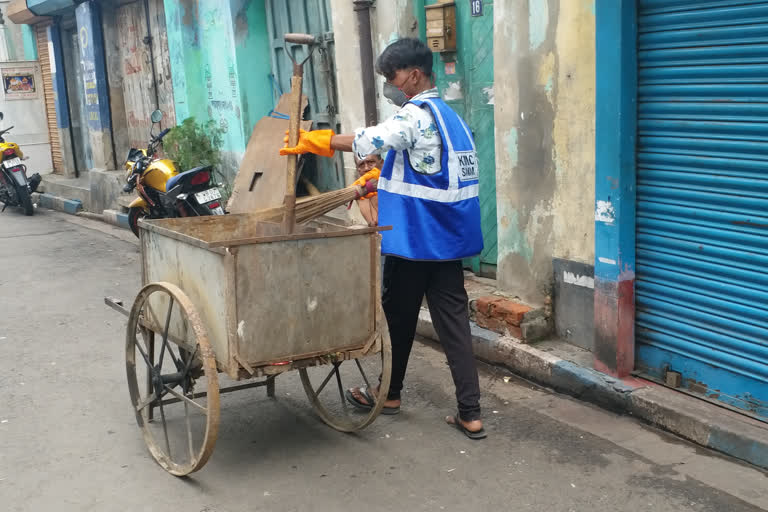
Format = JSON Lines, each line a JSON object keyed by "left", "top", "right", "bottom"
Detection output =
{"left": 227, "top": 94, "right": 312, "bottom": 214}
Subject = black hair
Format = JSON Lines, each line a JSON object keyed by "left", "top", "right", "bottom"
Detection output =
{"left": 375, "top": 38, "right": 433, "bottom": 81}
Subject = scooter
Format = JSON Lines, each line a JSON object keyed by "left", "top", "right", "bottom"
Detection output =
{"left": 123, "top": 110, "right": 224, "bottom": 237}
{"left": 0, "top": 112, "right": 41, "bottom": 216}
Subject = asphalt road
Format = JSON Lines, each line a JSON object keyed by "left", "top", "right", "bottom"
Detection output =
{"left": 1, "top": 208, "right": 766, "bottom": 512}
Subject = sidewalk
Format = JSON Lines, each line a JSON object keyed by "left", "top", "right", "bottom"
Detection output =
{"left": 416, "top": 277, "right": 768, "bottom": 472}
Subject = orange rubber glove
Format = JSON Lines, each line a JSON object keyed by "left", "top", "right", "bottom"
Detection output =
{"left": 353, "top": 168, "right": 380, "bottom": 200}
{"left": 280, "top": 129, "right": 335, "bottom": 158}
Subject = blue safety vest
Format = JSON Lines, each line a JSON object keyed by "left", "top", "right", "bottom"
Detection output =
{"left": 378, "top": 98, "right": 483, "bottom": 261}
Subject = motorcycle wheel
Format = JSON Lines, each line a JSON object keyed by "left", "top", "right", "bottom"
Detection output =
{"left": 128, "top": 207, "right": 146, "bottom": 237}
{"left": 17, "top": 186, "right": 33, "bottom": 216}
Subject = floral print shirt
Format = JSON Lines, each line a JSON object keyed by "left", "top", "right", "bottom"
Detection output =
{"left": 353, "top": 88, "right": 442, "bottom": 175}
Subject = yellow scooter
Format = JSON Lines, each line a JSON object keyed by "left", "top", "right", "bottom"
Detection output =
{"left": 0, "top": 112, "right": 41, "bottom": 216}
{"left": 123, "top": 110, "right": 224, "bottom": 237}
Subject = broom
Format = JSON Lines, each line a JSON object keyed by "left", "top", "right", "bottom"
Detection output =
{"left": 254, "top": 171, "right": 379, "bottom": 225}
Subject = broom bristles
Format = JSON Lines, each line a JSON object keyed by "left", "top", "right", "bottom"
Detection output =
{"left": 251, "top": 185, "right": 362, "bottom": 224}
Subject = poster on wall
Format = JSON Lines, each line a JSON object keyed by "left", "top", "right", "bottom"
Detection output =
{"left": 2, "top": 68, "right": 38, "bottom": 100}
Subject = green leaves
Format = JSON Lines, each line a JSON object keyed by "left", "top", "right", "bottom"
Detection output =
{"left": 163, "top": 117, "right": 223, "bottom": 174}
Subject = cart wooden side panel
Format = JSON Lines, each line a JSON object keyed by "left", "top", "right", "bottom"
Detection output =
{"left": 234, "top": 234, "right": 376, "bottom": 366}
{"left": 141, "top": 230, "right": 237, "bottom": 377}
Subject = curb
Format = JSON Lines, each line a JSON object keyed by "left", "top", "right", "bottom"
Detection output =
{"left": 33, "top": 192, "right": 130, "bottom": 232}
{"left": 415, "top": 309, "right": 768, "bottom": 470}
{"left": 35, "top": 193, "right": 82, "bottom": 215}
{"left": 102, "top": 209, "right": 130, "bottom": 230}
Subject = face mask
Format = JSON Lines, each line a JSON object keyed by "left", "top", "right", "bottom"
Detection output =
{"left": 383, "top": 82, "right": 408, "bottom": 107}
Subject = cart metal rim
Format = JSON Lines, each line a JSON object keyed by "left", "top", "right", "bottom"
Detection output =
{"left": 125, "top": 282, "right": 220, "bottom": 476}
{"left": 299, "top": 307, "right": 392, "bottom": 432}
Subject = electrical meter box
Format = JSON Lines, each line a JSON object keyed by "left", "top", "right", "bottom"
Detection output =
{"left": 425, "top": 1, "right": 457, "bottom": 53}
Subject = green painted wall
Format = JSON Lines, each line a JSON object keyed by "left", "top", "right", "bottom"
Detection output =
{"left": 422, "top": 0, "right": 498, "bottom": 272}
{"left": 21, "top": 26, "right": 38, "bottom": 61}
{"left": 164, "top": 0, "right": 273, "bottom": 179}
{"left": 231, "top": 0, "right": 273, "bottom": 139}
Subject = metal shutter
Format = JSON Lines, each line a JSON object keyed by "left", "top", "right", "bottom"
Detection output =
{"left": 35, "top": 22, "right": 63, "bottom": 174}
{"left": 635, "top": 0, "right": 768, "bottom": 419}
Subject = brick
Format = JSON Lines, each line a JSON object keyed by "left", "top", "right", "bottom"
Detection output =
{"left": 507, "top": 324, "right": 523, "bottom": 340}
{"left": 474, "top": 296, "right": 502, "bottom": 316}
{"left": 475, "top": 312, "right": 508, "bottom": 334}
{"left": 489, "top": 299, "right": 532, "bottom": 327}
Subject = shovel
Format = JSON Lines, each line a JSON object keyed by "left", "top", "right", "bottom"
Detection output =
{"left": 282, "top": 33, "right": 318, "bottom": 233}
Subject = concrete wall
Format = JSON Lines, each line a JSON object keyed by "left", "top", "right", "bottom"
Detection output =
{"left": 493, "top": 0, "right": 596, "bottom": 306}
{"left": 0, "top": 61, "right": 53, "bottom": 174}
{"left": 0, "top": 2, "right": 51, "bottom": 173}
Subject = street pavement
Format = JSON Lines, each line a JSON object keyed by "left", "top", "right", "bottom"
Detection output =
{"left": 1, "top": 208, "right": 767, "bottom": 512}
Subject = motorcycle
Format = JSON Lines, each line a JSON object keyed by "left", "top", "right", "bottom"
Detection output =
{"left": 123, "top": 109, "right": 225, "bottom": 237}
{"left": 0, "top": 112, "right": 41, "bottom": 216}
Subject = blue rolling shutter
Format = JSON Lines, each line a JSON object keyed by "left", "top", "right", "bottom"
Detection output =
{"left": 635, "top": 0, "right": 768, "bottom": 419}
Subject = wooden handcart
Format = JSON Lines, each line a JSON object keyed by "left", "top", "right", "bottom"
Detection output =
{"left": 106, "top": 214, "right": 391, "bottom": 475}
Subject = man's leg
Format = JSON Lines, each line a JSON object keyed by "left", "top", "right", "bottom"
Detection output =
{"left": 382, "top": 256, "right": 429, "bottom": 401}
{"left": 424, "top": 261, "right": 481, "bottom": 422}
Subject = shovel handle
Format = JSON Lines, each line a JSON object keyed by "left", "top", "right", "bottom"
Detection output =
{"left": 284, "top": 33, "right": 316, "bottom": 46}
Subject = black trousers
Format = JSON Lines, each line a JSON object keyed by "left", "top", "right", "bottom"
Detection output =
{"left": 382, "top": 256, "right": 481, "bottom": 422}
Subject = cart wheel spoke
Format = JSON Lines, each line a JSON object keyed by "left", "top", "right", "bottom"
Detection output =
{"left": 125, "top": 282, "right": 219, "bottom": 476}
{"left": 136, "top": 392, "right": 158, "bottom": 413}
{"left": 158, "top": 396, "right": 172, "bottom": 458}
{"left": 316, "top": 365, "right": 338, "bottom": 395}
{"left": 158, "top": 298, "right": 175, "bottom": 367}
{"left": 184, "top": 401, "right": 195, "bottom": 462}
{"left": 164, "top": 385, "right": 207, "bottom": 413}
{"left": 355, "top": 359, "right": 371, "bottom": 390}
{"left": 333, "top": 363, "right": 346, "bottom": 407}
{"left": 134, "top": 331, "right": 153, "bottom": 369}
{"left": 299, "top": 310, "right": 392, "bottom": 433}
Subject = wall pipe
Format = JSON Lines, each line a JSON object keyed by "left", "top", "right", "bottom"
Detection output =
{"left": 143, "top": 0, "right": 161, "bottom": 113}
{"left": 353, "top": 0, "right": 377, "bottom": 126}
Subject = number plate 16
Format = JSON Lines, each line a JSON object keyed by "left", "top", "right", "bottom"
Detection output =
{"left": 471, "top": 0, "right": 483, "bottom": 17}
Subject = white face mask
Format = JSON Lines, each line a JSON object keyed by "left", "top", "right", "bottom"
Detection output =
{"left": 383, "top": 82, "right": 408, "bottom": 107}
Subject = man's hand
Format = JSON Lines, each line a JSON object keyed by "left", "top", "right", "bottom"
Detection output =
{"left": 280, "top": 129, "right": 335, "bottom": 158}
{"left": 353, "top": 168, "right": 380, "bottom": 199}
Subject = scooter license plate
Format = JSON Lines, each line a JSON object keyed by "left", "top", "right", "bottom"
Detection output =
{"left": 195, "top": 188, "right": 221, "bottom": 203}
{"left": 211, "top": 206, "right": 225, "bottom": 215}
{"left": 3, "top": 157, "right": 21, "bottom": 168}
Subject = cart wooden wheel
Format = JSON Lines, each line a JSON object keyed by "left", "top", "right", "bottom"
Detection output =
{"left": 125, "top": 282, "right": 220, "bottom": 476}
{"left": 299, "top": 310, "right": 392, "bottom": 432}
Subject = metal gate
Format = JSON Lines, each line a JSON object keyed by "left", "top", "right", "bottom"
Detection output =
{"left": 35, "top": 22, "right": 63, "bottom": 173}
{"left": 265, "top": 0, "right": 342, "bottom": 191}
{"left": 635, "top": 0, "right": 768, "bottom": 419}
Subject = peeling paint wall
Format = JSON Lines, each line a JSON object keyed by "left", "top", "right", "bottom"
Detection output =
{"left": 231, "top": 0, "right": 272, "bottom": 143}
{"left": 494, "top": 0, "right": 595, "bottom": 305}
{"left": 163, "top": 0, "right": 272, "bottom": 180}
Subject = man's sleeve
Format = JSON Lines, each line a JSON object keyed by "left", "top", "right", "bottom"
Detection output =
{"left": 352, "top": 106, "right": 420, "bottom": 160}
